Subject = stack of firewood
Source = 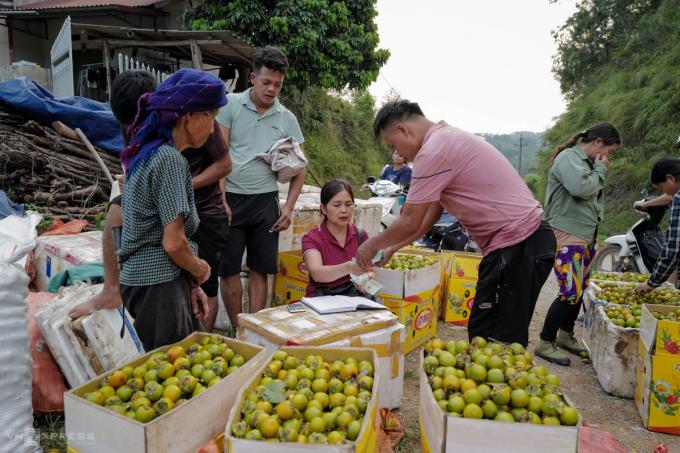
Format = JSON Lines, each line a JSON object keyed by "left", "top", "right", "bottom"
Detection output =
{"left": 0, "top": 110, "right": 122, "bottom": 222}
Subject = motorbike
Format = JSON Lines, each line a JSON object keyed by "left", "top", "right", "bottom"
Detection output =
{"left": 366, "top": 176, "right": 406, "bottom": 230}
{"left": 592, "top": 188, "right": 666, "bottom": 273}
{"left": 416, "top": 212, "right": 479, "bottom": 253}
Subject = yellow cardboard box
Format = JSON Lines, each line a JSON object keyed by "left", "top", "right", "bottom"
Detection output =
{"left": 399, "top": 246, "right": 454, "bottom": 317}
{"left": 277, "top": 250, "right": 309, "bottom": 282}
{"left": 445, "top": 252, "right": 482, "bottom": 326}
{"left": 375, "top": 256, "right": 440, "bottom": 354}
{"left": 273, "top": 250, "right": 309, "bottom": 306}
{"left": 635, "top": 337, "right": 680, "bottom": 435}
{"left": 641, "top": 304, "right": 680, "bottom": 357}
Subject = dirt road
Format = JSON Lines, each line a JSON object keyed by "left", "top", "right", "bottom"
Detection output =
{"left": 396, "top": 275, "right": 680, "bottom": 452}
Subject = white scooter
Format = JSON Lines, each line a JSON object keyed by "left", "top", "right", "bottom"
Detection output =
{"left": 592, "top": 188, "right": 666, "bottom": 273}
{"left": 366, "top": 176, "right": 405, "bottom": 230}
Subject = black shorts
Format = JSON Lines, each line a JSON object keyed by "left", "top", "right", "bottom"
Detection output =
{"left": 218, "top": 191, "right": 279, "bottom": 277}
{"left": 193, "top": 214, "right": 229, "bottom": 297}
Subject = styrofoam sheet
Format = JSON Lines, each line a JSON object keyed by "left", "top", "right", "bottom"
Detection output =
{"left": 36, "top": 284, "right": 143, "bottom": 387}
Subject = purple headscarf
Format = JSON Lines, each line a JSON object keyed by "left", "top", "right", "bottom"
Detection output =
{"left": 120, "top": 68, "right": 228, "bottom": 175}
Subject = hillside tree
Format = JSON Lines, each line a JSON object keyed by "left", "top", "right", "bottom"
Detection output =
{"left": 184, "top": 0, "right": 390, "bottom": 92}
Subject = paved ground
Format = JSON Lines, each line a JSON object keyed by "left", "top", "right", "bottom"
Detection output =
{"left": 395, "top": 275, "right": 680, "bottom": 453}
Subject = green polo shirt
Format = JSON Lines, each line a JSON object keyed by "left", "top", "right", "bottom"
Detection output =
{"left": 543, "top": 145, "right": 606, "bottom": 241}
{"left": 217, "top": 89, "right": 304, "bottom": 194}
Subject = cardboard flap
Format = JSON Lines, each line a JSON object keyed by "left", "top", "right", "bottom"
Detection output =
{"left": 238, "top": 305, "right": 398, "bottom": 345}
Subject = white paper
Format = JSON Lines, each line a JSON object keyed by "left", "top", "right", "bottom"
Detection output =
{"left": 301, "top": 295, "right": 387, "bottom": 314}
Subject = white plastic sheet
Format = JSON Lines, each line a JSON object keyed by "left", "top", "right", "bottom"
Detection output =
{"left": 0, "top": 214, "right": 40, "bottom": 452}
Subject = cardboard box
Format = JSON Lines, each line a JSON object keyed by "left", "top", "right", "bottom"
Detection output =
{"left": 399, "top": 246, "right": 454, "bottom": 317}
{"left": 65, "top": 333, "right": 266, "bottom": 453}
{"left": 582, "top": 302, "right": 638, "bottom": 398}
{"left": 418, "top": 350, "right": 579, "bottom": 452}
{"left": 238, "top": 306, "right": 404, "bottom": 408}
{"left": 375, "top": 256, "right": 440, "bottom": 354}
{"left": 274, "top": 250, "right": 309, "bottom": 306}
{"left": 225, "top": 346, "right": 380, "bottom": 452}
{"left": 444, "top": 252, "right": 482, "bottom": 327}
{"left": 33, "top": 231, "right": 103, "bottom": 291}
{"left": 635, "top": 337, "right": 680, "bottom": 435}
{"left": 640, "top": 304, "right": 680, "bottom": 357}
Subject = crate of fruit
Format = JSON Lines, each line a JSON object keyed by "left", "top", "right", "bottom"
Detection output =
{"left": 418, "top": 337, "right": 579, "bottom": 453}
{"left": 374, "top": 253, "right": 440, "bottom": 354}
{"left": 225, "top": 346, "right": 379, "bottom": 452}
{"left": 591, "top": 271, "right": 649, "bottom": 284}
{"left": 64, "top": 332, "right": 267, "bottom": 453}
{"left": 583, "top": 302, "right": 639, "bottom": 399}
{"left": 586, "top": 281, "right": 680, "bottom": 312}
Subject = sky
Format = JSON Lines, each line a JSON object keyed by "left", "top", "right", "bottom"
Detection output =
{"left": 368, "top": 0, "right": 577, "bottom": 134}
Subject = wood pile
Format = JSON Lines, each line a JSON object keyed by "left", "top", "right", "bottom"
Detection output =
{"left": 0, "top": 109, "right": 121, "bottom": 222}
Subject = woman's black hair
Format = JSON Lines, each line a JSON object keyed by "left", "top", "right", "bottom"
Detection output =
{"left": 320, "top": 179, "right": 354, "bottom": 217}
{"left": 551, "top": 122, "right": 621, "bottom": 161}
{"left": 650, "top": 158, "right": 680, "bottom": 185}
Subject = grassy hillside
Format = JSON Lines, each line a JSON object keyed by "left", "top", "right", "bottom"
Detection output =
{"left": 282, "top": 87, "right": 390, "bottom": 192}
{"left": 538, "top": 0, "right": 680, "bottom": 239}
{"left": 478, "top": 131, "right": 543, "bottom": 176}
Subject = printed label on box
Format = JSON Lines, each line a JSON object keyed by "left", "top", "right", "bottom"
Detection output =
{"left": 636, "top": 337, "right": 680, "bottom": 435}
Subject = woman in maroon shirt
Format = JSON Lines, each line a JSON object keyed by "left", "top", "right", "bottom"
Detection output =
{"left": 302, "top": 179, "right": 372, "bottom": 297}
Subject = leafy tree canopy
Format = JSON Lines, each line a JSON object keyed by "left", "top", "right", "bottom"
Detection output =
{"left": 184, "top": 0, "right": 390, "bottom": 92}
{"left": 551, "top": 0, "right": 662, "bottom": 100}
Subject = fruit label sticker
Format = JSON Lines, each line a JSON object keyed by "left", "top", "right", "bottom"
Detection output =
{"left": 415, "top": 308, "right": 432, "bottom": 330}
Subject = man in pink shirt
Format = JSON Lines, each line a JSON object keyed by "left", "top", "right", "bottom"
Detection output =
{"left": 357, "top": 100, "right": 556, "bottom": 345}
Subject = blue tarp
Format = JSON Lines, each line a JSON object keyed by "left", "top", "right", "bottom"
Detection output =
{"left": 0, "top": 77, "right": 123, "bottom": 153}
{"left": 0, "top": 190, "right": 24, "bottom": 219}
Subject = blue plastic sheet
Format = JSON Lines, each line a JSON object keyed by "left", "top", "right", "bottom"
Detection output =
{"left": 0, "top": 189, "right": 24, "bottom": 219}
{"left": 0, "top": 77, "right": 123, "bottom": 153}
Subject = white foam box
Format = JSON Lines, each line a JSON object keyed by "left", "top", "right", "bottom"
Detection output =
{"left": 277, "top": 197, "right": 383, "bottom": 252}
{"left": 65, "top": 333, "right": 267, "bottom": 453}
{"left": 582, "top": 301, "right": 638, "bottom": 399}
{"left": 238, "top": 306, "right": 405, "bottom": 409}
{"left": 33, "top": 231, "right": 103, "bottom": 291}
{"left": 418, "top": 350, "right": 579, "bottom": 453}
{"left": 35, "top": 284, "right": 143, "bottom": 387}
{"left": 225, "top": 346, "right": 380, "bottom": 452}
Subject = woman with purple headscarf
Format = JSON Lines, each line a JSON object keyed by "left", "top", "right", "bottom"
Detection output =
{"left": 118, "top": 68, "right": 227, "bottom": 350}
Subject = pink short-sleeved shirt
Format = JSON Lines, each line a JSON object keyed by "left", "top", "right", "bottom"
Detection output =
{"left": 301, "top": 222, "right": 367, "bottom": 296}
{"left": 407, "top": 122, "right": 542, "bottom": 255}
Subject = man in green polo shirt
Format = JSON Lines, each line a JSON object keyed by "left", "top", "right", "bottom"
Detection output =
{"left": 217, "top": 46, "right": 305, "bottom": 328}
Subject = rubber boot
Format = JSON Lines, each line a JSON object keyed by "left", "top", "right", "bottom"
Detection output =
{"left": 534, "top": 339, "right": 571, "bottom": 366}
{"left": 556, "top": 329, "right": 587, "bottom": 356}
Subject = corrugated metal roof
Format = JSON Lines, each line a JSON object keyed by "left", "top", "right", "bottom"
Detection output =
{"left": 17, "top": 0, "right": 159, "bottom": 10}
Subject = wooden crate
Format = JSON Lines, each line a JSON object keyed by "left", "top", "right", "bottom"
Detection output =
{"left": 65, "top": 333, "right": 266, "bottom": 453}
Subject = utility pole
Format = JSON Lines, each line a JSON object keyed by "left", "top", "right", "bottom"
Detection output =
{"left": 515, "top": 134, "right": 525, "bottom": 176}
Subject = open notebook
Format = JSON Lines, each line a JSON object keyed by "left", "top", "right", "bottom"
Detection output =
{"left": 301, "top": 295, "right": 387, "bottom": 314}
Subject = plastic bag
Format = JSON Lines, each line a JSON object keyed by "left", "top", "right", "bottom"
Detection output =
{"left": 578, "top": 423, "right": 627, "bottom": 453}
{"left": 254, "top": 136, "right": 308, "bottom": 183}
{"left": 27, "top": 292, "right": 67, "bottom": 413}
{"left": 41, "top": 218, "right": 88, "bottom": 236}
{"left": 0, "top": 214, "right": 40, "bottom": 451}
{"left": 377, "top": 408, "right": 404, "bottom": 453}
